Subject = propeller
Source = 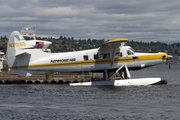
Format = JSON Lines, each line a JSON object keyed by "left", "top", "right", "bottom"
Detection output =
{"left": 168, "top": 55, "right": 173, "bottom": 60}
{"left": 163, "top": 55, "right": 173, "bottom": 69}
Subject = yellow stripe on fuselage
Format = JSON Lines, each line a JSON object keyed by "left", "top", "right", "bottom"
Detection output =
{"left": 9, "top": 54, "right": 166, "bottom": 69}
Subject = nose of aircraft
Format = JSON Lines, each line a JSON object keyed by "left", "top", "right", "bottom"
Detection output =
{"left": 162, "top": 54, "right": 173, "bottom": 61}
{"left": 168, "top": 55, "right": 173, "bottom": 60}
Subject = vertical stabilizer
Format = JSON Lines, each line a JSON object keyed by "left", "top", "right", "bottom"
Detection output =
{"left": 7, "top": 31, "right": 34, "bottom": 76}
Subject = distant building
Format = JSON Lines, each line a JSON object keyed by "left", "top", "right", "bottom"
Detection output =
{"left": 20, "top": 25, "right": 36, "bottom": 40}
{"left": 20, "top": 25, "right": 51, "bottom": 53}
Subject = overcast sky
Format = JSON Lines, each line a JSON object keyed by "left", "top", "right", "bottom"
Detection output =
{"left": 0, "top": 0, "right": 180, "bottom": 43}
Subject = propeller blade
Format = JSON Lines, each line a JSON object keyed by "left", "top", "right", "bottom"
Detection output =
{"left": 167, "top": 55, "right": 172, "bottom": 69}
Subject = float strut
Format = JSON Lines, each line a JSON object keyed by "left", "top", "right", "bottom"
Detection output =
{"left": 105, "top": 67, "right": 108, "bottom": 81}
{"left": 107, "top": 64, "right": 131, "bottom": 81}
{"left": 125, "top": 64, "right": 131, "bottom": 79}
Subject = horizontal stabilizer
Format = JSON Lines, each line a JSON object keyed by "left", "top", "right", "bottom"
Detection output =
{"left": 13, "top": 69, "right": 34, "bottom": 77}
{"left": 15, "top": 50, "right": 30, "bottom": 57}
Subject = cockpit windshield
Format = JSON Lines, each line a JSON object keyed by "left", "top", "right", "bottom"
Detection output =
{"left": 129, "top": 47, "right": 135, "bottom": 52}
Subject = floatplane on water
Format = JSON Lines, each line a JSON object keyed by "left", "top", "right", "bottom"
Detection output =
{"left": 7, "top": 31, "right": 172, "bottom": 86}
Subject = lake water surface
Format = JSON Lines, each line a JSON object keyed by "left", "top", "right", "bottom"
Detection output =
{"left": 0, "top": 64, "right": 180, "bottom": 120}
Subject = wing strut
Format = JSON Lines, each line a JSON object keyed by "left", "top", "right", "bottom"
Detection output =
{"left": 111, "top": 48, "right": 116, "bottom": 67}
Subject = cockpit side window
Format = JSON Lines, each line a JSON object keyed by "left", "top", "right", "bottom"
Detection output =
{"left": 115, "top": 52, "right": 122, "bottom": 58}
{"left": 94, "top": 54, "right": 98, "bottom": 60}
{"left": 127, "top": 49, "right": 134, "bottom": 55}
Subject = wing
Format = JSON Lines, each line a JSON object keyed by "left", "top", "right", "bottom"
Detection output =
{"left": 99, "top": 39, "right": 128, "bottom": 52}
{"left": 98, "top": 39, "right": 128, "bottom": 66}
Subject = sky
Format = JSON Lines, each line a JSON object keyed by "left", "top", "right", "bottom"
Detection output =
{"left": 0, "top": 0, "right": 180, "bottom": 43}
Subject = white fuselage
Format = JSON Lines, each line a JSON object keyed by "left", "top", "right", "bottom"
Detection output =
{"left": 17, "top": 46, "right": 167, "bottom": 73}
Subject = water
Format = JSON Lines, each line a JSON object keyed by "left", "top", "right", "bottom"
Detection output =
{"left": 0, "top": 64, "right": 180, "bottom": 120}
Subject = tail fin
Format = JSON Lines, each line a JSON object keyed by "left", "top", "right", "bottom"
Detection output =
{"left": 7, "top": 31, "right": 34, "bottom": 77}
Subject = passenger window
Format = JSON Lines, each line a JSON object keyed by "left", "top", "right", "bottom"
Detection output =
{"left": 94, "top": 54, "right": 98, "bottom": 60}
{"left": 100, "top": 53, "right": 110, "bottom": 59}
{"left": 83, "top": 55, "right": 88, "bottom": 61}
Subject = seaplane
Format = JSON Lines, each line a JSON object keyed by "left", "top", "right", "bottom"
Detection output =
{"left": 7, "top": 31, "right": 171, "bottom": 86}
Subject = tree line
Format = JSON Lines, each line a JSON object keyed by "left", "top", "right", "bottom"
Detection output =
{"left": 0, "top": 35, "right": 180, "bottom": 55}
{"left": 126, "top": 40, "right": 180, "bottom": 55}
{"left": 42, "top": 36, "right": 104, "bottom": 52}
